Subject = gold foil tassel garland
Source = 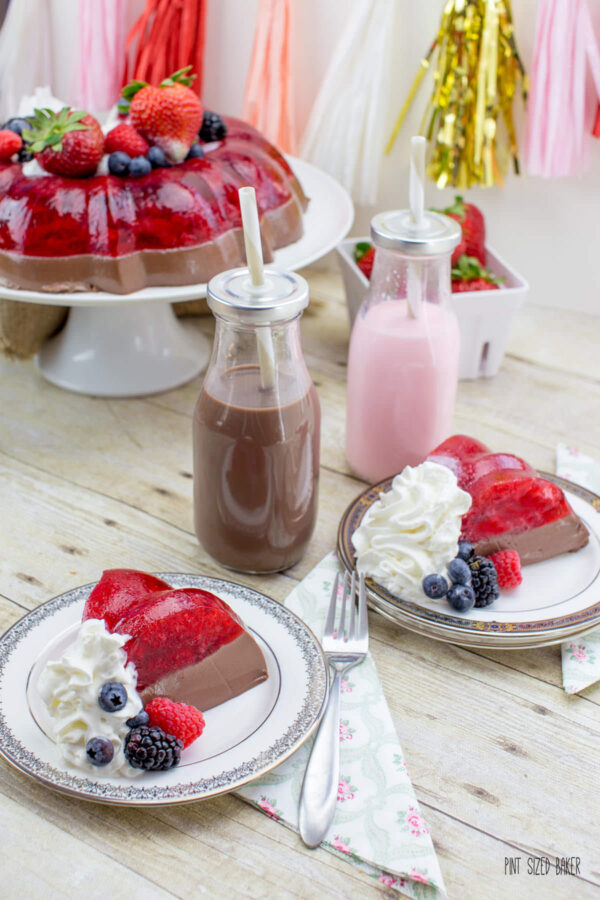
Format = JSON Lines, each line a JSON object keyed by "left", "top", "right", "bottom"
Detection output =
{"left": 386, "top": 0, "right": 527, "bottom": 188}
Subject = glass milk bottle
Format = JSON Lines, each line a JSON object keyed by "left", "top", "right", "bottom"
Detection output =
{"left": 346, "top": 209, "right": 461, "bottom": 483}
{"left": 193, "top": 267, "right": 320, "bottom": 573}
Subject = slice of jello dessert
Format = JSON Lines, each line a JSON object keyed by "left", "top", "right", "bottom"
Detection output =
{"left": 428, "top": 435, "right": 589, "bottom": 565}
{"left": 83, "top": 569, "right": 268, "bottom": 710}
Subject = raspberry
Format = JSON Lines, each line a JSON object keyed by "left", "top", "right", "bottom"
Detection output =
{"left": 146, "top": 697, "right": 205, "bottom": 748}
{"left": 105, "top": 123, "right": 149, "bottom": 158}
{"left": 0, "top": 129, "right": 23, "bottom": 162}
{"left": 489, "top": 550, "right": 522, "bottom": 590}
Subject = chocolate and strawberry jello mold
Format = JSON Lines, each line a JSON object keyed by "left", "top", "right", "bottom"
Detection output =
{"left": 38, "top": 569, "right": 268, "bottom": 777}
{"left": 428, "top": 435, "right": 589, "bottom": 565}
{"left": 0, "top": 69, "right": 307, "bottom": 294}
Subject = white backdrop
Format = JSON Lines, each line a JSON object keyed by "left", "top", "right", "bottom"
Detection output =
{"left": 47, "top": 0, "right": 600, "bottom": 315}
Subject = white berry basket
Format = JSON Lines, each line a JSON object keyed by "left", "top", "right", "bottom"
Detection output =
{"left": 336, "top": 238, "right": 528, "bottom": 380}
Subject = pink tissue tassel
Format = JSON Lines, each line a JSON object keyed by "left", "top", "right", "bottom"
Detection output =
{"left": 242, "top": 0, "right": 296, "bottom": 154}
{"left": 525, "top": 0, "right": 600, "bottom": 177}
{"left": 74, "top": 0, "right": 128, "bottom": 112}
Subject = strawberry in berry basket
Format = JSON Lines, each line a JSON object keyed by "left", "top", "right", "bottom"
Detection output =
{"left": 124, "top": 65, "right": 203, "bottom": 163}
{"left": 452, "top": 255, "right": 503, "bottom": 292}
{"left": 23, "top": 108, "right": 104, "bottom": 177}
{"left": 436, "top": 195, "right": 486, "bottom": 266}
{"left": 354, "top": 242, "right": 375, "bottom": 279}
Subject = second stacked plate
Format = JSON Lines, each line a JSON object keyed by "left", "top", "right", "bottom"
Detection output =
{"left": 337, "top": 474, "right": 600, "bottom": 649}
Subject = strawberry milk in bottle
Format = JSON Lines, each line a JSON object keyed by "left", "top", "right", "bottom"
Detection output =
{"left": 346, "top": 207, "right": 461, "bottom": 483}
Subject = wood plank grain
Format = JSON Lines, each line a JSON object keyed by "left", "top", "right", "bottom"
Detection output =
{"left": 0, "top": 765, "right": 388, "bottom": 900}
{"left": 0, "top": 789, "right": 175, "bottom": 899}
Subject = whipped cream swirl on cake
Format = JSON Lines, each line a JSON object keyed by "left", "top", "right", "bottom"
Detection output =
{"left": 38, "top": 619, "right": 143, "bottom": 777}
{"left": 352, "top": 461, "right": 472, "bottom": 602}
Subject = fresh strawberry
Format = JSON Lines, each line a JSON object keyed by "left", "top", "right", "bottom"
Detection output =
{"left": 124, "top": 66, "right": 203, "bottom": 163}
{"left": 105, "top": 123, "right": 149, "bottom": 158}
{"left": 451, "top": 255, "right": 502, "bottom": 292}
{"left": 83, "top": 569, "right": 172, "bottom": 630}
{"left": 489, "top": 550, "right": 522, "bottom": 589}
{"left": 437, "top": 195, "right": 486, "bottom": 265}
{"left": 0, "top": 130, "right": 22, "bottom": 162}
{"left": 23, "top": 108, "right": 104, "bottom": 177}
{"left": 354, "top": 242, "right": 375, "bottom": 279}
{"left": 146, "top": 697, "right": 205, "bottom": 748}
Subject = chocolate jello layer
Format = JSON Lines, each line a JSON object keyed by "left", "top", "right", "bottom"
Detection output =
{"left": 474, "top": 513, "right": 589, "bottom": 565}
{"left": 0, "top": 195, "right": 304, "bottom": 294}
{"left": 140, "top": 631, "right": 268, "bottom": 711}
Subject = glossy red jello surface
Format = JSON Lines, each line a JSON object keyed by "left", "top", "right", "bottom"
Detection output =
{"left": 0, "top": 117, "right": 307, "bottom": 292}
{"left": 83, "top": 569, "right": 243, "bottom": 690}
{"left": 428, "top": 435, "right": 585, "bottom": 546}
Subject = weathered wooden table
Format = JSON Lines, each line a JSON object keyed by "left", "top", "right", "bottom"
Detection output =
{"left": 1, "top": 267, "right": 599, "bottom": 899}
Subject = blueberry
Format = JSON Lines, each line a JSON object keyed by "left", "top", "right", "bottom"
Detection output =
{"left": 422, "top": 573, "right": 449, "bottom": 599}
{"left": 3, "top": 117, "right": 31, "bottom": 137}
{"left": 456, "top": 541, "right": 474, "bottom": 562}
{"left": 186, "top": 143, "right": 204, "bottom": 160}
{"left": 448, "top": 558, "right": 471, "bottom": 585}
{"left": 18, "top": 148, "right": 34, "bottom": 163}
{"left": 126, "top": 710, "right": 150, "bottom": 729}
{"left": 446, "top": 584, "right": 476, "bottom": 612}
{"left": 128, "top": 155, "right": 152, "bottom": 177}
{"left": 98, "top": 681, "right": 127, "bottom": 712}
{"left": 86, "top": 736, "right": 114, "bottom": 766}
{"left": 147, "top": 145, "right": 169, "bottom": 168}
{"left": 108, "top": 151, "right": 131, "bottom": 175}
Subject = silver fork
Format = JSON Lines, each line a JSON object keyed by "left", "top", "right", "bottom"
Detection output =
{"left": 298, "top": 570, "right": 368, "bottom": 848}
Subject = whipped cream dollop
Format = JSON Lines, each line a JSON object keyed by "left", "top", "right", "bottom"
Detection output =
{"left": 352, "top": 461, "right": 472, "bottom": 602}
{"left": 38, "top": 619, "right": 143, "bottom": 777}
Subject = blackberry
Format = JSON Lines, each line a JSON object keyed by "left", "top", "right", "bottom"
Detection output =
{"left": 199, "top": 111, "right": 227, "bottom": 142}
{"left": 469, "top": 556, "right": 499, "bottom": 607}
{"left": 124, "top": 725, "right": 183, "bottom": 771}
{"left": 17, "top": 147, "right": 34, "bottom": 163}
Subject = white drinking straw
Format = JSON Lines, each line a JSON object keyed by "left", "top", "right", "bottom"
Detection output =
{"left": 238, "top": 186, "right": 276, "bottom": 390}
{"left": 407, "top": 135, "right": 426, "bottom": 319}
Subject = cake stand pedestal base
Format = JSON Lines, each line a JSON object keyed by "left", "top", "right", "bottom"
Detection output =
{"left": 36, "top": 302, "right": 210, "bottom": 397}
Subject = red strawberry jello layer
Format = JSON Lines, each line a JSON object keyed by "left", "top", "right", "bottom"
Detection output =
{"left": 0, "top": 117, "right": 307, "bottom": 294}
{"left": 428, "top": 435, "right": 589, "bottom": 564}
{"left": 83, "top": 569, "right": 268, "bottom": 710}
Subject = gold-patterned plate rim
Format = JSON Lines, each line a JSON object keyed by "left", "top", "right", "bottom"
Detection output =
{"left": 0, "top": 574, "right": 328, "bottom": 806}
{"left": 337, "top": 472, "right": 600, "bottom": 644}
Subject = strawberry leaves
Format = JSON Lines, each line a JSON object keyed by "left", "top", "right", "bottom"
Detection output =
{"left": 452, "top": 254, "right": 502, "bottom": 285}
{"left": 22, "top": 107, "right": 89, "bottom": 154}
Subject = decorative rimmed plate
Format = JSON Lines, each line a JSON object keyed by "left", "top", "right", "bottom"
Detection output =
{"left": 337, "top": 475, "right": 600, "bottom": 649}
{"left": 0, "top": 574, "right": 328, "bottom": 805}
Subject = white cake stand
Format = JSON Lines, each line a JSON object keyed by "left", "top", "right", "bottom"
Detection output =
{"left": 1, "top": 158, "right": 353, "bottom": 397}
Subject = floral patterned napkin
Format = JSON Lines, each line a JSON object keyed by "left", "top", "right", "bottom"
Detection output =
{"left": 557, "top": 444, "right": 600, "bottom": 694}
{"left": 236, "top": 553, "right": 446, "bottom": 899}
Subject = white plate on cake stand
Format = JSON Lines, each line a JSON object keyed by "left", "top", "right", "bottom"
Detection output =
{"left": 0, "top": 574, "right": 328, "bottom": 806}
{"left": 337, "top": 475, "right": 600, "bottom": 650}
{"left": 0, "top": 157, "right": 353, "bottom": 397}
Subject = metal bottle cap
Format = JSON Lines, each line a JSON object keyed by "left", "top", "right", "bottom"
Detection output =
{"left": 370, "top": 209, "right": 461, "bottom": 256}
{"left": 207, "top": 267, "right": 309, "bottom": 326}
